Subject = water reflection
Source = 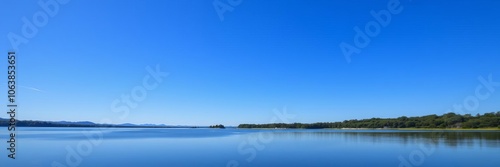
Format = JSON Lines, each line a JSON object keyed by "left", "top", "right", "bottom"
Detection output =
{"left": 5, "top": 128, "right": 500, "bottom": 148}
{"left": 1, "top": 128, "right": 498, "bottom": 167}
{"left": 268, "top": 130, "right": 500, "bottom": 148}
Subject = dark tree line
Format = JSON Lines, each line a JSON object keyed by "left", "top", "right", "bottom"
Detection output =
{"left": 209, "top": 124, "right": 225, "bottom": 129}
{"left": 238, "top": 112, "right": 500, "bottom": 129}
{"left": 0, "top": 119, "right": 186, "bottom": 128}
{"left": 0, "top": 120, "right": 97, "bottom": 127}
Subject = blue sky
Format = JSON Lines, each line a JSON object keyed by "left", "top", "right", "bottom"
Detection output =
{"left": 1, "top": 0, "right": 499, "bottom": 126}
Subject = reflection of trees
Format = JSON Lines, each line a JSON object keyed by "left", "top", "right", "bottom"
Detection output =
{"left": 266, "top": 131, "right": 500, "bottom": 148}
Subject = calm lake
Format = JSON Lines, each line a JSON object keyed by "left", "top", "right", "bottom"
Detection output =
{"left": 1, "top": 128, "right": 499, "bottom": 167}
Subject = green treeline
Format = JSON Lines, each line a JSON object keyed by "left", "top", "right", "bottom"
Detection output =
{"left": 238, "top": 112, "right": 500, "bottom": 129}
{"left": 209, "top": 124, "right": 225, "bottom": 128}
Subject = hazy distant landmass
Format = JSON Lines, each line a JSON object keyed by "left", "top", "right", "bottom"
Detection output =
{"left": 239, "top": 112, "right": 500, "bottom": 129}
{"left": 0, "top": 118, "right": 204, "bottom": 128}
{"left": 1, "top": 112, "right": 499, "bottom": 129}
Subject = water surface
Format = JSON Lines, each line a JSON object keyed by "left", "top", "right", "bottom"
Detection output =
{"left": 1, "top": 128, "right": 499, "bottom": 167}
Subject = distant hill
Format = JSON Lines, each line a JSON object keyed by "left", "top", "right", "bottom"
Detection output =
{"left": 0, "top": 118, "right": 198, "bottom": 128}
{"left": 55, "top": 121, "right": 96, "bottom": 126}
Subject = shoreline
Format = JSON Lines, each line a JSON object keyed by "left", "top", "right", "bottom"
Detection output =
{"left": 236, "top": 128, "right": 500, "bottom": 131}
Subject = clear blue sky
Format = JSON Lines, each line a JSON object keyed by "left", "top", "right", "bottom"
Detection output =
{"left": 1, "top": 0, "right": 499, "bottom": 126}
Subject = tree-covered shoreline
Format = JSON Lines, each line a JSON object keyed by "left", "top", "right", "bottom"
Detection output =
{"left": 238, "top": 112, "right": 500, "bottom": 129}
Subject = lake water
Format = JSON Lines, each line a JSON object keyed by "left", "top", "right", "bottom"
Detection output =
{"left": 1, "top": 128, "right": 499, "bottom": 167}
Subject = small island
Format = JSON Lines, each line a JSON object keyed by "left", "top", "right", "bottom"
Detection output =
{"left": 209, "top": 124, "right": 225, "bottom": 129}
